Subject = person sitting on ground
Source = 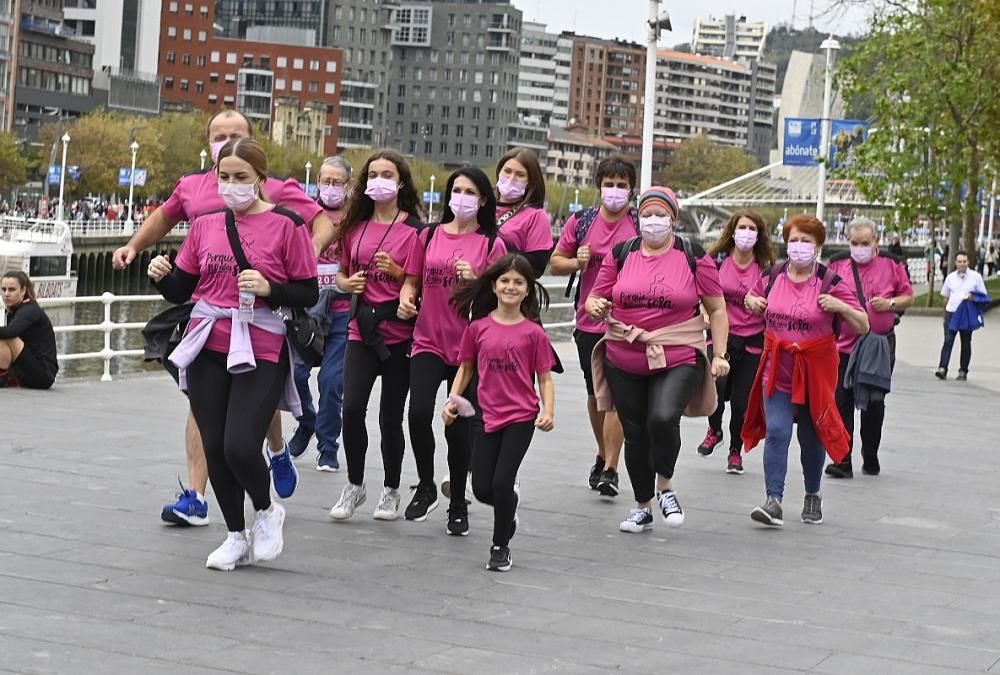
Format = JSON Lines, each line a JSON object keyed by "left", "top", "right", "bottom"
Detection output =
{"left": 0, "top": 271, "right": 58, "bottom": 390}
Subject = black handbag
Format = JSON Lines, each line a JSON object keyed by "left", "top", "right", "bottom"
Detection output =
{"left": 224, "top": 209, "right": 325, "bottom": 366}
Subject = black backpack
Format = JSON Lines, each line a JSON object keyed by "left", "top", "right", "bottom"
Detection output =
{"left": 563, "top": 207, "right": 640, "bottom": 307}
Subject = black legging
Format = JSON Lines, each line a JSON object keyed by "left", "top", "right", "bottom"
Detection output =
{"left": 707, "top": 337, "right": 761, "bottom": 451}
{"left": 186, "top": 349, "right": 287, "bottom": 532}
{"left": 408, "top": 351, "right": 471, "bottom": 505}
{"left": 342, "top": 340, "right": 410, "bottom": 489}
{"left": 604, "top": 354, "right": 705, "bottom": 504}
{"left": 836, "top": 333, "right": 897, "bottom": 458}
{"left": 471, "top": 420, "right": 534, "bottom": 547}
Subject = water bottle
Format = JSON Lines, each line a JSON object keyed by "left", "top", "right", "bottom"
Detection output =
{"left": 238, "top": 290, "right": 255, "bottom": 323}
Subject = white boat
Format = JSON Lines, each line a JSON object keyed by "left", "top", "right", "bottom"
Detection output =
{"left": 0, "top": 217, "right": 78, "bottom": 300}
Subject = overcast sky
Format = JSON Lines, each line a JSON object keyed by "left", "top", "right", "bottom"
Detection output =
{"left": 509, "top": 0, "right": 871, "bottom": 45}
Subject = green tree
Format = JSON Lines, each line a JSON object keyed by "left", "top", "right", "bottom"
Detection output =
{"left": 0, "top": 132, "right": 28, "bottom": 192}
{"left": 661, "top": 135, "right": 759, "bottom": 195}
{"left": 149, "top": 111, "right": 212, "bottom": 189}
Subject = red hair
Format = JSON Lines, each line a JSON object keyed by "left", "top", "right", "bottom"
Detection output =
{"left": 782, "top": 214, "right": 826, "bottom": 246}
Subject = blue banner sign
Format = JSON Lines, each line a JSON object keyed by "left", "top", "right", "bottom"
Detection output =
{"left": 783, "top": 117, "right": 821, "bottom": 166}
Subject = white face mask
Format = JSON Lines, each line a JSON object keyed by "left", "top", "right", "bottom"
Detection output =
{"left": 218, "top": 181, "right": 258, "bottom": 212}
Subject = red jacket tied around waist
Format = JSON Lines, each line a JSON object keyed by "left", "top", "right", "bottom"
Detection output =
{"left": 741, "top": 332, "right": 851, "bottom": 463}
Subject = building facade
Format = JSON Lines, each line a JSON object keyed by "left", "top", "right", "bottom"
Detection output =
{"left": 215, "top": 0, "right": 327, "bottom": 46}
{"left": 566, "top": 34, "right": 645, "bottom": 137}
{"left": 516, "top": 21, "right": 556, "bottom": 127}
{"left": 653, "top": 49, "right": 775, "bottom": 165}
{"left": 385, "top": 0, "right": 521, "bottom": 167}
{"left": 551, "top": 32, "right": 571, "bottom": 127}
{"left": 545, "top": 125, "right": 614, "bottom": 186}
{"left": 0, "top": 0, "right": 17, "bottom": 131}
{"left": 692, "top": 14, "right": 767, "bottom": 62}
{"left": 158, "top": 0, "right": 343, "bottom": 154}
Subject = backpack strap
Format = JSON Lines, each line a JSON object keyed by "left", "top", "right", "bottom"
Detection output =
{"left": 674, "top": 234, "right": 698, "bottom": 277}
{"left": 422, "top": 223, "right": 439, "bottom": 251}
{"left": 614, "top": 236, "right": 643, "bottom": 271}
{"left": 224, "top": 209, "right": 251, "bottom": 272}
{"left": 573, "top": 207, "right": 601, "bottom": 243}
{"left": 763, "top": 260, "right": 788, "bottom": 297}
{"left": 847, "top": 259, "right": 866, "bottom": 308}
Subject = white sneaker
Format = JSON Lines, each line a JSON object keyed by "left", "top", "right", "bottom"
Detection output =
{"left": 329, "top": 483, "right": 366, "bottom": 520}
{"left": 657, "top": 490, "right": 685, "bottom": 528}
{"left": 205, "top": 531, "right": 251, "bottom": 571}
{"left": 251, "top": 503, "right": 285, "bottom": 562}
{"left": 373, "top": 487, "right": 401, "bottom": 521}
{"left": 619, "top": 507, "right": 654, "bottom": 533}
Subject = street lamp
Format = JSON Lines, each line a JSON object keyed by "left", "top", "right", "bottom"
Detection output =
{"left": 641, "top": 1, "right": 672, "bottom": 191}
{"left": 199, "top": 148, "right": 208, "bottom": 171}
{"left": 56, "top": 132, "right": 70, "bottom": 223}
{"left": 305, "top": 161, "right": 312, "bottom": 196}
{"left": 429, "top": 174, "right": 436, "bottom": 222}
{"left": 816, "top": 36, "right": 841, "bottom": 221}
{"left": 574, "top": 188, "right": 580, "bottom": 211}
{"left": 127, "top": 140, "right": 139, "bottom": 225}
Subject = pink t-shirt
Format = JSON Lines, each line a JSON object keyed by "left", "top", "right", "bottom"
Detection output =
{"left": 496, "top": 205, "right": 553, "bottom": 253}
{"left": 341, "top": 217, "right": 422, "bottom": 345}
{"left": 718, "top": 256, "right": 766, "bottom": 341}
{"left": 318, "top": 205, "right": 350, "bottom": 315}
{"left": 753, "top": 267, "right": 865, "bottom": 392}
{"left": 174, "top": 208, "right": 317, "bottom": 362}
{"left": 411, "top": 227, "right": 508, "bottom": 365}
{"left": 555, "top": 211, "right": 639, "bottom": 334}
{"left": 829, "top": 254, "right": 912, "bottom": 353}
{"left": 459, "top": 315, "right": 555, "bottom": 433}
{"left": 161, "top": 170, "right": 322, "bottom": 226}
{"left": 590, "top": 243, "right": 723, "bottom": 376}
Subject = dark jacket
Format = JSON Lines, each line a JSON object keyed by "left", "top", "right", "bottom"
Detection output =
{"left": 0, "top": 300, "right": 58, "bottom": 379}
{"left": 844, "top": 331, "right": 892, "bottom": 411}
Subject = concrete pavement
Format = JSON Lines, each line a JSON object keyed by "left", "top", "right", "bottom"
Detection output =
{"left": 1, "top": 315, "right": 999, "bottom": 674}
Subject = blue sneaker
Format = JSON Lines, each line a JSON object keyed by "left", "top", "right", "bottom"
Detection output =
{"left": 316, "top": 451, "right": 340, "bottom": 472}
{"left": 161, "top": 479, "right": 209, "bottom": 526}
{"left": 269, "top": 441, "right": 299, "bottom": 498}
{"left": 288, "top": 426, "right": 313, "bottom": 458}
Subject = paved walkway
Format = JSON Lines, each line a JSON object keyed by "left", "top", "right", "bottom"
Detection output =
{"left": 2, "top": 314, "right": 999, "bottom": 674}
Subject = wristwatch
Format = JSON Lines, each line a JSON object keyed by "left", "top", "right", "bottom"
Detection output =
{"left": 715, "top": 351, "right": 731, "bottom": 362}
{"left": 889, "top": 299, "right": 896, "bottom": 309}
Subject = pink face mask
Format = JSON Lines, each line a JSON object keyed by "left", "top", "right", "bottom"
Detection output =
{"left": 734, "top": 229, "right": 758, "bottom": 252}
{"left": 210, "top": 140, "right": 229, "bottom": 163}
{"left": 787, "top": 241, "right": 817, "bottom": 266}
{"left": 449, "top": 192, "right": 481, "bottom": 223}
{"left": 365, "top": 176, "right": 399, "bottom": 203}
{"left": 601, "top": 187, "right": 629, "bottom": 212}
{"left": 496, "top": 175, "right": 526, "bottom": 201}
{"left": 850, "top": 245, "right": 875, "bottom": 264}
{"left": 218, "top": 181, "right": 258, "bottom": 212}
{"left": 319, "top": 184, "right": 346, "bottom": 208}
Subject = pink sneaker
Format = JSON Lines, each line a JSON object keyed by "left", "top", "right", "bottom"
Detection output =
{"left": 697, "top": 427, "right": 723, "bottom": 456}
{"left": 726, "top": 449, "right": 744, "bottom": 474}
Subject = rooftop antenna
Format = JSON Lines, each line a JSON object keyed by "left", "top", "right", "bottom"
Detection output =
{"left": 809, "top": 0, "right": 815, "bottom": 29}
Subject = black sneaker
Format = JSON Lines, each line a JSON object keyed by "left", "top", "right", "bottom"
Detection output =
{"left": 801, "top": 493, "right": 823, "bottom": 524}
{"left": 935, "top": 368, "right": 947, "bottom": 380}
{"left": 404, "top": 482, "right": 439, "bottom": 521}
{"left": 861, "top": 449, "right": 880, "bottom": 476}
{"left": 957, "top": 370, "right": 968, "bottom": 381}
{"left": 486, "top": 545, "right": 511, "bottom": 572}
{"left": 751, "top": 496, "right": 783, "bottom": 527}
{"left": 697, "top": 427, "right": 723, "bottom": 456}
{"left": 825, "top": 461, "right": 853, "bottom": 479}
{"left": 588, "top": 456, "right": 604, "bottom": 490}
{"left": 446, "top": 504, "right": 469, "bottom": 536}
{"left": 596, "top": 468, "right": 619, "bottom": 497}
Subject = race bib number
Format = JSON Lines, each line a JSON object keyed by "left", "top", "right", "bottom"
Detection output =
{"left": 318, "top": 263, "right": 340, "bottom": 290}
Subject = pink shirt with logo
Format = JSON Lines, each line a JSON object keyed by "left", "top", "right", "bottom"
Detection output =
{"left": 752, "top": 268, "right": 865, "bottom": 392}
{"left": 340, "top": 217, "right": 422, "bottom": 345}
{"left": 161, "top": 170, "right": 322, "bottom": 226}
{"left": 174, "top": 208, "right": 317, "bottom": 362}
{"left": 459, "top": 315, "right": 555, "bottom": 433}
{"left": 555, "top": 211, "right": 639, "bottom": 334}
{"left": 590, "top": 243, "right": 723, "bottom": 376}
{"left": 496, "top": 205, "right": 553, "bottom": 253}
{"left": 411, "top": 227, "right": 508, "bottom": 365}
{"left": 828, "top": 254, "right": 912, "bottom": 353}
{"left": 318, "top": 205, "right": 351, "bottom": 314}
{"left": 718, "top": 256, "right": 766, "bottom": 343}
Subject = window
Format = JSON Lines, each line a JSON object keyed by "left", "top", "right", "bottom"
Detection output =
{"left": 208, "top": 94, "right": 218, "bottom": 103}
{"left": 293, "top": 58, "right": 304, "bottom": 69}
{"left": 397, "top": 83, "right": 406, "bottom": 96}
{"left": 226, "top": 52, "right": 237, "bottom": 64}
{"left": 184, "top": 3, "right": 193, "bottom": 13}
{"left": 474, "top": 71, "right": 483, "bottom": 85}
{"left": 473, "top": 90, "right": 481, "bottom": 103}
{"left": 196, "top": 55, "right": 205, "bottom": 67}
{"left": 309, "top": 81, "right": 319, "bottom": 92}
{"left": 325, "top": 82, "right": 335, "bottom": 94}
{"left": 211, "top": 51, "right": 220, "bottom": 63}
{"left": 309, "top": 59, "right": 320, "bottom": 71}
{"left": 326, "top": 60, "right": 337, "bottom": 73}
{"left": 277, "top": 56, "right": 287, "bottom": 68}
{"left": 410, "top": 122, "right": 419, "bottom": 134}
{"left": 168, "top": 1, "right": 177, "bottom": 11}
{"left": 165, "top": 51, "right": 175, "bottom": 63}
{"left": 167, "top": 26, "right": 176, "bottom": 37}
{"left": 181, "top": 53, "right": 191, "bottom": 65}
{"left": 200, "top": 5, "right": 208, "bottom": 16}
{"left": 198, "top": 31, "right": 206, "bottom": 42}
{"left": 209, "top": 72, "right": 219, "bottom": 82}
{"left": 456, "top": 125, "right": 463, "bottom": 138}
{"left": 440, "top": 141, "right": 448, "bottom": 154}
{"left": 180, "top": 79, "right": 189, "bottom": 91}
{"left": 292, "top": 80, "right": 302, "bottom": 91}
{"left": 182, "top": 28, "right": 191, "bottom": 40}
{"left": 165, "top": 77, "right": 174, "bottom": 89}
{"left": 275, "top": 77, "right": 285, "bottom": 89}
{"left": 225, "top": 73, "right": 236, "bottom": 83}
{"left": 424, "top": 141, "right": 432, "bottom": 154}
{"left": 472, "top": 108, "right": 481, "bottom": 120}
{"left": 224, "top": 95, "right": 234, "bottom": 104}
{"left": 195, "top": 80, "right": 204, "bottom": 93}
{"left": 455, "top": 142, "right": 463, "bottom": 155}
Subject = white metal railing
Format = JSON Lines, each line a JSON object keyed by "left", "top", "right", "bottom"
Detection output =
{"left": 0, "top": 217, "right": 71, "bottom": 244}
{"left": 0, "top": 216, "right": 191, "bottom": 239}
{"left": 39, "top": 292, "right": 162, "bottom": 382}
{"left": 66, "top": 219, "right": 191, "bottom": 238}
{"left": 31, "top": 286, "right": 576, "bottom": 382}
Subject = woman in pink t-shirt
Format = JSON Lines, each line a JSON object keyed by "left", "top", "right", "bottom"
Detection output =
{"left": 398, "top": 166, "right": 507, "bottom": 533}
{"left": 148, "top": 138, "right": 318, "bottom": 571}
{"left": 444, "top": 254, "right": 556, "bottom": 572}
{"left": 494, "top": 147, "right": 553, "bottom": 278}
{"left": 585, "top": 186, "right": 730, "bottom": 536}
{"left": 742, "top": 215, "right": 869, "bottom": 528}
{"left": 329, "top": 149, "right": 424, "bottom": 523}
{"left": 550, "top": 154, "right": 639, "bottom": 499}
{"left": 699, "top": 211, "right": 776, "bottom": 474}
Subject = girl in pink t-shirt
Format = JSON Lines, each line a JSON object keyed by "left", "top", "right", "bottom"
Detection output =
{"left": 494, "top": 147, "right": 553, "bottom": 278}
{"left": 328, "top": 150, "right": 425, "bottom": 524}
{"left": 398, "top": 167, "right": 507, "bottom": 532}
{"left": 443, "top": 254, "right": 555, "bottom": 572}
{"left": 148, "top": 138, "right": 318, "bottom": 572}
{"left": 698, "top": 211, "right": 776, "bottom": 474}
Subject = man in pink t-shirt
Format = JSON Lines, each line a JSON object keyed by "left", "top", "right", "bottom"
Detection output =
{"left": 112, "top": 110, "right": 335, "bottom": 526}
{"left": 826, "top": 217, "right": 914, "bottom": 478}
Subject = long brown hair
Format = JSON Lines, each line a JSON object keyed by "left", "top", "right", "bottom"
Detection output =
{"left": 496, "top": 147, "right": 546, "bottom": 209}
{"left": 451, "top": 253, "right": 549, "bottom": 320}
{"left": 1, "top": 270, "right": 36, "bottom": 303}
{"left": 338, "top": 149, "right": 422, "bottom": 242}
{"left": 708, "top": 210, "right": 776, "bottom": 268}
